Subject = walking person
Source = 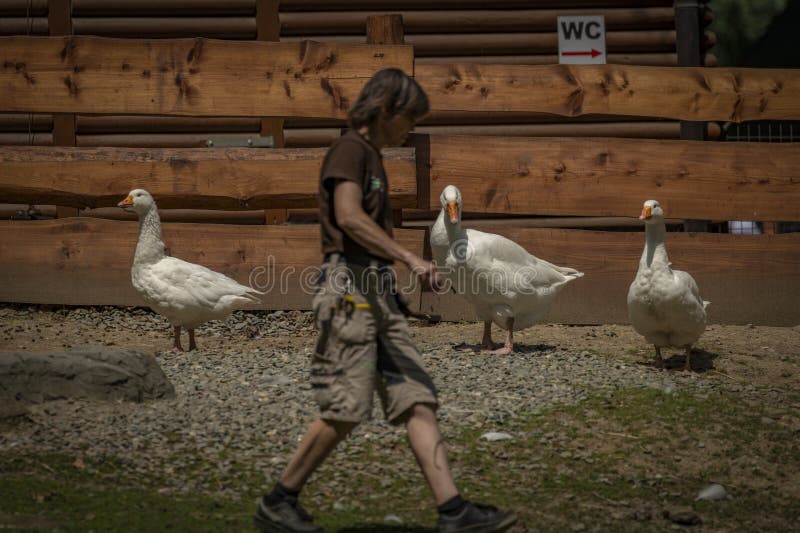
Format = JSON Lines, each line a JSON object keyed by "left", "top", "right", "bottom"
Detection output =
{"left": 254, "top": 68, "right": 517, "bottom": 533}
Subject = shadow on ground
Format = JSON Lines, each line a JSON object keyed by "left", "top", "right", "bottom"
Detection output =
{"left": 337, "top": 525, "right": 436, "bottom": 533}
{"left": 636, "top": 348, "right": 719, "bottom": 372}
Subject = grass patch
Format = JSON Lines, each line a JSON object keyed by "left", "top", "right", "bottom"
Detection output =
{"left": 2, "top": 387, "right": 799, "bottom": 531}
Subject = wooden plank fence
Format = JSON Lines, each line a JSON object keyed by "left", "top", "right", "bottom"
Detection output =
{"left": 2, "top": 37, "right": 799, "bottom": 122}
{"left": 0, "top": 146, "right": 417, "bottom": 209}
{"left": 420, "top": 229, "right": 800, "bottom": 326}
{"left": 0, "top": 218, "right": 426, "bottom": 310}
{"left": 0, "top": 36, "right": 413, "bottom": 118}
{"left": 0, "top": 35, "right": 799, "bottom": 325}
{"left": 426, "top": 135, "right": 800, "bottom": 221}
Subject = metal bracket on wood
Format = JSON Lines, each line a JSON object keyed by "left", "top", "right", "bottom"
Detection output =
{"left": 205, "top": 136, "right": 274, "bottom": 148}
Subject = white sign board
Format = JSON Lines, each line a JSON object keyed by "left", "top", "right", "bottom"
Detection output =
{"left": 557, "top": 15, "right": 606, "bottom": 65}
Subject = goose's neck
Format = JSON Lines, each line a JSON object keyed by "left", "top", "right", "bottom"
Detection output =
{"left": 432, "top": 208, "right": 466, "bottom": 243}
{"left": 641, "top": 221, "right": 670, "bottom": 270}
{"left": 134, "top": 206, "right": 166, "bottom": 264}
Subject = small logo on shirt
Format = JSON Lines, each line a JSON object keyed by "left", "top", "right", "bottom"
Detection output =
{"left": 370, "top": 177, "right": 382, "bottom": 191}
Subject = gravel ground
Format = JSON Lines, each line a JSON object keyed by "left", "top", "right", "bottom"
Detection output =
{"left": 1, "top": 305, "right": 798, "bottom": 503}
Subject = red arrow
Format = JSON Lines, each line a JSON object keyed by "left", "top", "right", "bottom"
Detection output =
{"left": 561, "top": 49, "right": 602, "bottom": 58}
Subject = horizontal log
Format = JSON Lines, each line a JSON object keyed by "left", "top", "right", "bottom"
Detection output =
{"left": 427, "top": 135, "right": 800, "bottom": 221}
{"left": 76, "top": 115, "right": 261, "bottom": 133}
{"left": 0, "top": 218, "right": 425, "bottom": 310}
{"left": 81, "top": 207, "right": 268, "bottom": 224}
{"left": 282, "top": 30, "right": 717, "bottom": 56}
{"left": 281, "top": 1, "right": 686, "bottom": 10}
{"left": 404, "top": 215, "right": 685, "bottom": 229}
{"left": 0, "top": 0, "right": 47, "bottom": 16}
{"left": 283, "top": 128, "right": 342, "bottom": 147}
{"left": 0, "top": 18, "right": 48, "bottom": 35}
{"left": 0, "top": 36, "right": 413, "bottom": 118}
{"left": 73, "top": 18, "right": 257, "bottom": 39}
{"left": 76, "top": 132, "right": 271, "bottom": 147}
{"left": 287, "top": 112, "right": 666, "bottom": 128}
{"left": 280, "top": 8, "right": 681, "bottom": 35}
{"left": 0, "top": 204, "right": 57, "bottom": 219}
{"left": 73, "top": 0, "right": 256, "bottom": 15}
{"left": 417, "top": 53, "right": 719, "bottom": 67}
{"left": 0, "top": 145, "right": 417, "bottom": 209}
{"left": 414, "top": 122, "right": 721, "bottom": 139}
{"left": 419, "top": 228, "right": 800, "bottom": 326}
{"left": 417, "top": 64, "right": 800, "bottom": 122}
{"left": 280, "top": 123, "right": 721, "bottom": 147}
{"left": 0, "top": 113, "right": 53, "bottom": 131}
{"left": 0, "top": 132, "right": 52, "bottom": 145}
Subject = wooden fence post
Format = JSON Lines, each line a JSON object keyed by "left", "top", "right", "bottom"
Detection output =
{"left": 367, "top": 14, "right": 405, "bottom": 228}
{"left": 48, "top": 0, "right": 79, "bottom": 218}
{"left": 257, "top": 0, "right": 287, "bottom": 225}
{"left": 675, "top": 0, "right": 709, "bottom": 231}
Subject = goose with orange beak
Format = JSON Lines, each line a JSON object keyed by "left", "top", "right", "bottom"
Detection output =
{"left": 119, "top": 188, "right": 264, "bottom": 352}
{"left": 430, "top": 185, "right": 584, "bottom": 355}
{"left": 627, "top": 199, "right": 709, "bottom": 370}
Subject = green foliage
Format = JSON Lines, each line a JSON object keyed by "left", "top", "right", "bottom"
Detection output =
{"left": 708, "top": 0, "right": 789, "bottom": 65}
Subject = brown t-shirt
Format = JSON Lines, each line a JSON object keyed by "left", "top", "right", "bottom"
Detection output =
{"left": 319, "top": 129, "right": 394, "bottom": 260}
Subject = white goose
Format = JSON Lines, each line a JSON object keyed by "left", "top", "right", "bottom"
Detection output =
{"left": 118, "top": 189, "right": 263, "bottom": 351}
{"left": 627, "top": 200, "right": 709, "bottom": 370}
{"left": 430, "top": 185, "right": 584, "bottom": 355}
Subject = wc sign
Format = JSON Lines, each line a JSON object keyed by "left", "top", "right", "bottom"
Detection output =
{"left": 557, "top": 15, "right": 606, "bottom": 64}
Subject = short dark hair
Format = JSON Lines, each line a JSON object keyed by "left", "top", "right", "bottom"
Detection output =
{"left": 348, "top": 68, "right": 429, "bottom": 129}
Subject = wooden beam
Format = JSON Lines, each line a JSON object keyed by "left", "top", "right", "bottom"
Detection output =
{"left": 280, "top": 8, "right": 682, "bottom": 35}
{"left": 416, "top": 52, "right": 719, "bottom": 67}
{"left": 0, "top": 145, "right": 417, "bottom": 209}
{"left": 256, "top": 0, "right": 287, "bottom": 225}
{"left": 427, "top": 135, "right": 800, "bottom": 221}
{"left": 0, "top": 219, "right": 425, "bottom": 311}
{"left": 282, "top": 30, "right": 717, "bottom": 56}
{"left": 417, "top": 63, "right": 800, "bottom": 123}
{"left": 47, "top": 0, "right": 71, "bottom": 35}
{"left": 72, "top": 0, "right": 256, "bottom": 16}
{"left": 281, "top": 0, "right": 686, "bottom": 9}
{"left": 418, "top": 228, "right": 800, "bottom": 326}
{"left": 0, "top": 36, "right": 413, "bottom": 118}
{"left": 367, "top": 14, "right": 405, "bottom": 229}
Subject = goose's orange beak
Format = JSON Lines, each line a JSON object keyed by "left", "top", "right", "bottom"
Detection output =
{"left": 118, "top": 195, "right": 134, "bottom": 208}
{"left": 640, "top": 205, "right": 652, "bottom": 220}
{"left": 447, "top": 202, "right": 459, "bottom": 224}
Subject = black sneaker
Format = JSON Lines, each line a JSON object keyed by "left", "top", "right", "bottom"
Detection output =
{"left": 253, "top": 496, "right": 323, "bottom": 533}
{"left": 437, "top": 501, "right": 517, "bottom": 533}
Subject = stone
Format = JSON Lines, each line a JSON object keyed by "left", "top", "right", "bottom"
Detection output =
{"left": 663, "top": 507, "right": 702, "bottom": 526}
{"left": 0, "top": 345, "right": 175, "bottom": 404}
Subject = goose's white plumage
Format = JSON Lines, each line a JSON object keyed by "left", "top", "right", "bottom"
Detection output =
{"left": 430, "top": 185, "right": 583, "bottom": 354}
{"left": 119, "top": 189, "right": 263, "bottom": 351}
{"left": 627, "top": 200, "right": 709, "bottom": 370}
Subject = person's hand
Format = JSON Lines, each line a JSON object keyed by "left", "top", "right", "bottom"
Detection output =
{"left": 406, "top": 255, "right": 444, "bottom": 291}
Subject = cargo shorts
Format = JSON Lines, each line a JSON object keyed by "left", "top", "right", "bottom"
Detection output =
{"left": 310, "top": 257, "right": 438, "bottom": 425}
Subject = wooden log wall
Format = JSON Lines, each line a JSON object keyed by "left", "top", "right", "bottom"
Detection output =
{"left": 0, "top": 2, "right": 717, "bottom": 148}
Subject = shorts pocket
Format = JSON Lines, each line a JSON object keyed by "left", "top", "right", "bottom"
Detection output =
{"left": 332, "top": 306, "right": 375, "bottom": 345}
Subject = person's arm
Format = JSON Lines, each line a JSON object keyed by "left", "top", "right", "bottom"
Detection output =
{"left": 333, "top": 180, "right": 440, "bottom": 285}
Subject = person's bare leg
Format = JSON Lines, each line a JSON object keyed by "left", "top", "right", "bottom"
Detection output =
{"left": 406, "top": 403, "right": 458, "bottom": 505}
{"left": 188, "top": 329, "right": 197, "bottom": 351}
{"left": 279, "top": 418, "right": 357, "bottom": 490}
{"left": 483, "top": 317, "right": 513, "bottom": 355}
{"left": 171, "top": 326, "right": 184, "bottom": 352}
